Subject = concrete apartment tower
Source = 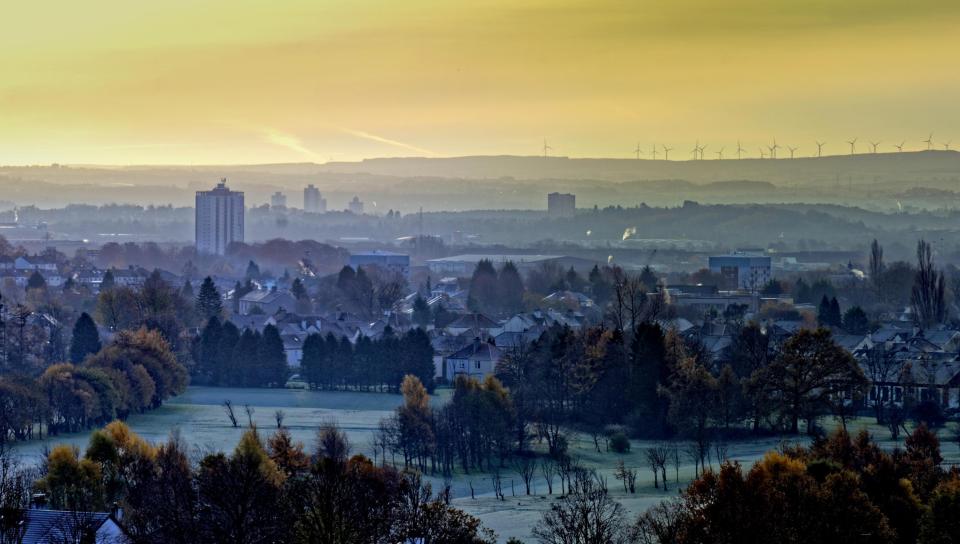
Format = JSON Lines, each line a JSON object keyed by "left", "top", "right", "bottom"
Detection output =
{"left": 304, "top": 184, "right": 326, "bottom": 213}
{"left": 547, "top": 192, "right": 576, "bottom": 217}
{"left": 195, "top": 178, "right": 244, "bottom": 255}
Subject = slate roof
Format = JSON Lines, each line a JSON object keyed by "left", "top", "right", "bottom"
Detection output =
{"left": 20, "top": 509, "right": 115, "bottom": 544}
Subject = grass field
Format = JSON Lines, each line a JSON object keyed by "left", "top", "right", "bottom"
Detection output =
{"left": 9, "top": 387, "right": 960, "bottom": 542}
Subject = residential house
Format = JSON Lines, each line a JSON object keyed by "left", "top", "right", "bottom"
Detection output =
{"left": 445, "top": 338, "right": 502, "bottom": 380}
{"left": 238, "top": 290, "right": 297, "bottom": 316}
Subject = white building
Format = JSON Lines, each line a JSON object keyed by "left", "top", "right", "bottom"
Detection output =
{"left": 304, "top": 184, "right": 327, "bottom": 213}
{"left": 195, "top": 179, "right": 244, "bottom": 256}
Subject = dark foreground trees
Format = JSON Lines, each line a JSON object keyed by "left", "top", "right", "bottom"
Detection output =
{"left": 33, "top": 421, "right": 495, "bottom": 544}
{"left": 633, "top": 426, "right": 955, "bottom": 544}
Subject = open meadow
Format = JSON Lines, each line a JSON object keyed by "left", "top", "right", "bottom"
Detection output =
{"left": 10, "top": 386, "right": 960, "bottom": 542}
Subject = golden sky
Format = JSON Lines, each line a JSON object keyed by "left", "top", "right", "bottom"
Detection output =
{"left": 2, "top": 0, "right": 959, "bottom": 164}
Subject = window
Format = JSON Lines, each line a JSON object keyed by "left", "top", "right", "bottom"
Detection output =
{"left": 474, "top": 360, "right": 481, "bottom": 370}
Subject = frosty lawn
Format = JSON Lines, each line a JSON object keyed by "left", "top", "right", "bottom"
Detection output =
{"left": 10, "top": 387, "right": 959, "bottom": 542}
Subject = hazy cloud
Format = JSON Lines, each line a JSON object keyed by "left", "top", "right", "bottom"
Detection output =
{"left": 338, "top": 128, "right": 436, "bottom": 156}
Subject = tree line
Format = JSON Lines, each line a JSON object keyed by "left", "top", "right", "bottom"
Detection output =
{"left": 192, "top": 317, "right": 289, "bottom": 387}
{"left": 299, "top": 327, "right": 435, "bottom": 393}
{"left": 0, "top": 328, "right": 186, "bottom": 442}
{"left": 634, "top": 426, "right": 959, "bottom": 544}
{"left": 5, "top": 421, "right": 495, "bottom": 544}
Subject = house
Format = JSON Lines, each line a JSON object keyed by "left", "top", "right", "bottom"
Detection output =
{"left": 446, "top": 313, "right": 501, "bottom": 337}
{"left": 14, "top": 255, "right": 59, "bottom": 272}
{"left": 238, "top": 290, "right": 297, "bottom": 316}
{"left": 445, "top": 338, "right": 502, "bottom": 381}
{"left": 349, "top": 250, "right": 410, "bottom": 278}
{"left": 18, "top": 508, "right": 127, "bottom": 544}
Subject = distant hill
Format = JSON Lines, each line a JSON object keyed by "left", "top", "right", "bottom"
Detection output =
{"left": 318, "top": 150, "right": 960, "bottom": 184}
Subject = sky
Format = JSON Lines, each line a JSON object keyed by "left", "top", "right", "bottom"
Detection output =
{"left": 1, "top": 0, "right": 959, "bottom": 165}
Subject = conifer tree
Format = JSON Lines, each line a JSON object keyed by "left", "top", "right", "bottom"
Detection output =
{"left": 195, "top": 276, "right": 223, "bottom": 320}
{"left": 69, "top": 312, "right": 102, "bottom": 363}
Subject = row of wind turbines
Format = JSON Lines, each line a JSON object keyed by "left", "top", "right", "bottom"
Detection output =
{"left": 541, "top": 134, "right": 953, "bottom": 160}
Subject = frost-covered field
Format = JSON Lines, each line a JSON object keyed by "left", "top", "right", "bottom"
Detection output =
{"left": 9, "top": 388, "right": 959, "bottom": 542}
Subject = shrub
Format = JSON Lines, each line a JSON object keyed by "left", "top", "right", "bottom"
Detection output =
{"left": 609, "top": 432, "right": 631, "bottom": 453}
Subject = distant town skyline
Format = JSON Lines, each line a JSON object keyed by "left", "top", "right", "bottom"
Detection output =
{"left": 1, "top": 1, "right": 959, "bottom": 165}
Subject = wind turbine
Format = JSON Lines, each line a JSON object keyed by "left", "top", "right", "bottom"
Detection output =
{"left": 894, "top": 141, "right": 905, "bottom": 152}
{"left": 815, "top": 141, "right": 825, "bottom": 157}
{"left": 769, "top": 138, "right": 780, "bottom": 159}
{"left": 634, "top": 143, "right": 643, "bottom": 160}
{"left": 787, "top": 146, "right": 798, "bottom": 159}
{"left": 698, "top": 143, "right": 708, "bottom": 160}
{"left": 924, "top": 133, "right": 934, "bottom": 150}
{"left": 758, "top": 147, "right": 767, "bottom": 159}
{"left": 716, "top": 147, "right": 725, "bottom": 160}
{"left": 846, "top": 138, "right": 857, "bottom": 155}
{"left": 869, "top": 141, "right": 880, "bottom": 153}
{"left": 651, "top": 144, "right": 659, "bottom": 160}
{"left": 691, "top": 140, "right": 701, "bottom": 160}
{"left": 542, "top": 139, "right": 552, "bottom": 157}
{"left": 945, "top": 141, "right": 952, "bottom": 151}
{"left": 662, "top": 145, "right": 673, "bottom": 161}
{"left": 736, "top": 141, "right": 745, "bottom": 160}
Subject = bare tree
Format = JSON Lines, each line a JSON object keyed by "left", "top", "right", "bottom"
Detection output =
{"left": 644, "top": 446, "right": 669, "bottom": 491}
{"left": 243, "top": 404, "right": 255, "bottom": 428}
{"left": 514, "top": 455, "right": 537, "bottom": 495}
{"left": 540, "top": 457, "right": 557, "bottom": 495}
{"left": 533, "top": 468, "right": 628, "bottom": 544}
{"left": 613, "top": 460, "right": 637, "bottom": 493}
{"left": 222, "top": 400, "right": 238, "bottom": 428}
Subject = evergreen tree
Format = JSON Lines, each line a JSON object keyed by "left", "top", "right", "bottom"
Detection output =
{"left": 232, "top": 329, "right": 261, "bottom": 387}
{"left": 180, "top": 280, "right": 194, "bottom": 300}
{"left": 198, "top": 317, "right": 223, "bottom": 384}
{"left": 258, "top": 325, "right": 288, "bottom": 387}
{"left": 300, "top": 333, "right": 327, "bottom": 388}
{"left": 497, "top": 261, "right": 525, "bottom": 314}
{"left": 412, "top": 295, "right": 431, "bottom": 328}
{"left": 843, "top": 306, "right": 870, "bottom": 335}
{"left": 26, "top": 271, "right": 46, "bottom": 290}
{"left": 639, "top": 265, "right": 659, "bottom": 290}
{"left": 245, "top": 260, "right": 261, "bottom": 280}
{"left": 818, "top": 295, "right": 833, "bottom": 327}
{"left": 629, "top": 322, "right": 669, "bottom": 437}
{"left": 100, "top": 269, "right": 115, "bottom": 291}
{"left": 291, "top": 278, "right": 307, "bottom": 300}
{"left": 829, "top": 297, "right": 843, "bottom": 328}
{"left": 69, "top": 312, "right": 102, "bottom": 364}
{"left": 400, "top": 328, "right": 436, "bottom": 392}
{"left": 195, "top": 276, "right": 223, "bottom": 320}
{"left": 216, "top": 321, "right": 241, "bottom": 386}
{"left": 467, "top": 259, "right": 498, "bottom": 314}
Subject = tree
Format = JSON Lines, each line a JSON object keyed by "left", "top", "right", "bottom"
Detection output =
{"left": 100, "top": 269, "right": 115, "bottom": 291}
{"left": 26, "top": 271, "right": 46, "bottom": 291}
{"left": 870, "top": 239, "right": 885, "bottom": 294}
{"left": 761, "top": 328, "right": 865, "bottom": 434}
{"left": 912, "top": 239, "right": 946, "bottom": 328}
{"left": 532, "top": 468, "right": 628, "bottom": 544}
{"left": 412, "top": 295, "right": 431, "bottom": 328}
{"left": 245, "top": 260, "right": 261, "bottom": 280}
{"left": 258, "top": 325, "right": 288, "bottom": 387}
{"left": 69, "top": 312, "right": 102, "bottom": 364}
{"left": 498, "top": 261, "right": 525, "bottom": 314}
{"left": 842, "top": 306, "right": 870, "bottom": 335}
{"left": 195, "top": 276, "right": 223, "bottom": 321}
{"left": 467, "top": 259, "right": 498, "bottom": 314}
